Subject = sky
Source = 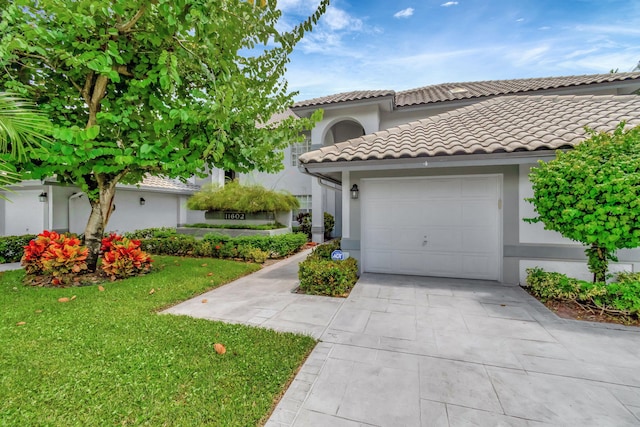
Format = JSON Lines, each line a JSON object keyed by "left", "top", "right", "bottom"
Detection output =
{"left": 276, "top": 0, "right": 640, "bottom": 101}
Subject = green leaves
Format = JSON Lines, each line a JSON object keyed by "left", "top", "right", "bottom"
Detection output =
{"left": 526, "top": 123, "right": 640, "bottom": 281}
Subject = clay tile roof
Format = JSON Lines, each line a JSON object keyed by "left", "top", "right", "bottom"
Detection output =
{"left": 293, "top": 90, "right": 395, "bottom": 108}
{"left": 395, "top": 72, "right": 640, "bottom": 107}
{"left": 299, "top": 95, "right": 640, "bottom": 164}
{"left": 135, "top": 176, "right": 200, "bottom": 193}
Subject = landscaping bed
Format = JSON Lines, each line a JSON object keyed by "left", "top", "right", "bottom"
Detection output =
{"left": 524, "top": 267, "right": 640, "bottom": 327}
{"left": 538, "top": 297, "right": 640, "bottom": 327}
{"left": 0, "top": 256, "right": 316, "bottom": 426}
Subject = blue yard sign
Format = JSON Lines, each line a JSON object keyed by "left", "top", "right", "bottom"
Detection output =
{"left": 331, "top": 250, "right": 344, "bottom": 261}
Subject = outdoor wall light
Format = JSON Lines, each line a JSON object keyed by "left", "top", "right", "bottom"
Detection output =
{"left": 139, "top": 197, "right": 146, "bottom": 206}
{"left": 350, "top": 184, "right": 359, "bottom": 200}
{"left": 38, "top": 192, "right": 48, "bottom": 202}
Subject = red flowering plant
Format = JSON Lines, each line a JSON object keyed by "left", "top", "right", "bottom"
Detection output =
{"left": 21, "top": 231, "right": 88, "bottom": 286}
{"left": 100, "top": 234, "right": 153, "bottom": 280}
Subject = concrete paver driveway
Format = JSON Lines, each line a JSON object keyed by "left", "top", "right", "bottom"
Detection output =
{"left": 268, "top": 274, "right": 640, "bottom": 426}
{"left": 166, "top": 253, "right": 640, "bottom": 426}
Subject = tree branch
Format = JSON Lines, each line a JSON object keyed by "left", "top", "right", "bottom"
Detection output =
{"left": 116, "top": 6, "right": 146, "bottom": 33}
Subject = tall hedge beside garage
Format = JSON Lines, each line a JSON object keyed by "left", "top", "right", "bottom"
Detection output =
{"left": 298, "top": 240, "right": 358, "bottom": 297}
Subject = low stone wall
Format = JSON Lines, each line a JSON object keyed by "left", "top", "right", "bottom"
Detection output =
{"left": 177, "top": 227, "right": 291, "bottom": 238}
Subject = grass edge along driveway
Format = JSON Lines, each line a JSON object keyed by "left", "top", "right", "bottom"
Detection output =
{"left": 0, "top": 256, "right": 316, "bottom": 426}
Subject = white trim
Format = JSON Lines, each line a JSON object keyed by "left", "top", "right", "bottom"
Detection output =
{"left": 342, "top": 171, "right": 350, "bottom": 238}
{"left": 361, "top": 174, "right": 503, "bottom": 281}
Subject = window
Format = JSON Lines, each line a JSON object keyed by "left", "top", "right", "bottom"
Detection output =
{"left": 293, "top": 195, "right": 312, "bottom": 220}
{"left": 291, "top": 134, "right": 311, "bottom": 166}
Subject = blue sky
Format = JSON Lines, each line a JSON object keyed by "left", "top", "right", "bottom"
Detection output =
{"left": 277, "top": 0, "right": 640, "bottom": 101}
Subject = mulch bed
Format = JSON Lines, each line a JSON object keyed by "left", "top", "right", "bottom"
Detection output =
{"left": 535, "top": 297, "right": 640, "bottom": 327}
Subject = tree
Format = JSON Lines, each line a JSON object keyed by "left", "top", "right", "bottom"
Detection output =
{"left": 0, "top": 92, "right": 51, "bottom": 194}
{"left": 0, "top": 0, "right": 327, "bottom": 270}
{"left": 525, "top": 123, "right": 640, "bottom": 282}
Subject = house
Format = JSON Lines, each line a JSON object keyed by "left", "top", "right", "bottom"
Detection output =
{"left": 0, "top": 176, "right": 199, "bottom": 236}
{"left": 244, "top": 73, "right": 640, "bottom": 241}
{"left": 280, "top": 72, "right": 640, "bottom": 284}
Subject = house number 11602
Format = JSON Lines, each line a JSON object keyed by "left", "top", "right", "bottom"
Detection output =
{"left": 224, "top": 213, "right": 246, "bottom": 220}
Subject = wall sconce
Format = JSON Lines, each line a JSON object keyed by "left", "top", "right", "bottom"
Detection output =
{"left": 139, "top": 197, "right": 146, "bottom": 206}
{"left": 38, "top": 192, "right": 48, "bottom": 202}
{"left": 350, "top": 184, "right": 359, "bottom": 200}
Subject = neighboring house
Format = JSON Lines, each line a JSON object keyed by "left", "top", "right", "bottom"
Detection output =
{"left": 296, "top": 88, "right": 640, "bottom": 284}
{"left": 244, "top": 72, "right": 640, "bottom": 241}
{"left": 0, "top": 176, "right": 199, "bottom": 236}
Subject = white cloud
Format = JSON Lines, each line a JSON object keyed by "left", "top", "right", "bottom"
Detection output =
{"left": 539, "top": 26, "right": 551, "bottom": 31}
{"left": 516, "top": 18, "right": 524, "bottom": 22}
{"left": 394, "top": 8, "right": 414, "bottom": 19}
{"left": 323, "top": 7, "right": 362, "bottom": 31}
{"left": 277, "top": 0, "right": 321, "bottom": 13}
{"left": 441, "top": 2, "right": 458, "bottom": 7}
{"left": 507, "top": 45, "right": 550, "bottom": 66}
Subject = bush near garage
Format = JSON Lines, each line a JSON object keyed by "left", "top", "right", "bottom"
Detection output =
{"left": 526, "top": 267, "right": 640, "bottom": 319}
{"left": 0, "top": 234, "right": 35, "bottom": 263}
{"left": 298, "top": 239, "right": 358, "bottom": 297}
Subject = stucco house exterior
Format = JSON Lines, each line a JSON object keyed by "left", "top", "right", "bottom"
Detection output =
{"left": 0, "top": 176, "right": 199, "bottom": 236}
{"left": 288, "top": 73, "right": 640, "bottom": 284}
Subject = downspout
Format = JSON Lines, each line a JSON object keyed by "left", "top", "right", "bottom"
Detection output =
{"left": 68, "top": 192, "right": 84, "bottom": 234}
{"left": 47, "top": 184, "right": 54, "bottom": 231}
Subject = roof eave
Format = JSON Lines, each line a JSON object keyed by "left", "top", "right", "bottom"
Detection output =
{"left": 300, "top": 151, "right": 558, "bottom": 175}
{"left": 292, "top": 94, "right": 396, "bottom": 116}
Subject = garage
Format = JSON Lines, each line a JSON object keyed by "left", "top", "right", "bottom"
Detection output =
{"left": 361, "top": 175, "right": 502, "bottom": 280}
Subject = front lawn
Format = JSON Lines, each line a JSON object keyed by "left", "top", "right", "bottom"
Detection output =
{"left": 0, "top": 256, "right": 316, "bottom": 426}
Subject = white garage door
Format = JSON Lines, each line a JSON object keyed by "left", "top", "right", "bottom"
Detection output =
{"left": 362, "top": 175, "right": 501, "bottom": 280}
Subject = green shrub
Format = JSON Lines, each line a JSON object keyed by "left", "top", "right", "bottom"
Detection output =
{"left": 295, "top": 212, "right": 311, "bottom": 238}
{"left": 0, "top": 234, "right": 35, "bottom": 263}
{"left": 185, "top": 222, "right": 286, "bottom": 230}
{"left": 309, "top": 239, "right": 341, "bottom": 260}
{"left": 324, "top": 212, "right": 334, "bottom": 239}
{"left": 615, "top": 271, "right": 640, "bottom": 284}
{"left": 139, "top": 232, "right": 306, "bottom": 261}
{"left": 229, "top": 233, "right": 307, "bottom": 258}
{"left": 298, "top": 257, "right": 358, "bottom": 297}
{"left": 294, "top": 211, "right": 334, "bottom": 240}
{"left": 186, "top": 181, "right": 299, "bottom": 213}
{"left": 139, "top": 235, "right": 197, "bottom": 256}
{"left": 124, "top": 227, "right": 176, "bottom": 239}
{"left": 238, "top": 245, "right": 268, "bottom": 264}
{"left": 526, "top": 267, "right": 640, "bottom": 316}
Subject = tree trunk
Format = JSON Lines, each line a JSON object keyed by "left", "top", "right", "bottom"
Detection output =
{"left": 84, "top": 177, "right": 118, "bottom": 271}
{"left": 586, "top": 244, "right": 608, "bottom": 283}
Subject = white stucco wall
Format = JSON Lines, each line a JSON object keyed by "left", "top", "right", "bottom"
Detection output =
{"left": 69, "top": 190, "right": 183, "bottom": 234}
{"left": 3, "top": 190, "right": 46, "bottom": 235}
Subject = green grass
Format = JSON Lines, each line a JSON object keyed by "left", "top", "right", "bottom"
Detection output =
{"left": 0, "top": 256, "right": 316, "bottom": 426}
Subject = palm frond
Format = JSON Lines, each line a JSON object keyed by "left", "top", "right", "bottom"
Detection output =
{"left": 0, "top": 92, "right": 52, "bottom": 161}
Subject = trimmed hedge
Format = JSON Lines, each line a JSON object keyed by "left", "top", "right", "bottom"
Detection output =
{"left": 299, "top": 257, "right": 357, "bottom": 297}
{"left": 0, "top": 234, "right": 36, "bottom": 263}
{"left": 298, "top": 240, "right": 358, "bottom": 297}
{"left": 124, "top": 227, "right": 177, "bottom": 239}
{"left": 138, "top": 232, "right": 307, "bottom": 262}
